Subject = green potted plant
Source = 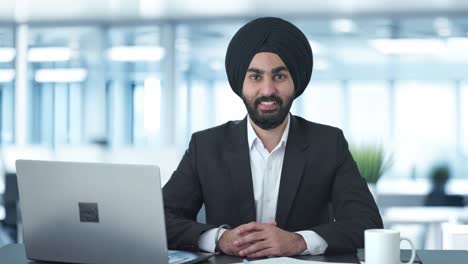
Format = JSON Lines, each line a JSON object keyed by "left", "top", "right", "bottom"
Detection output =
{"left": 350, "top": 145, "right": 393, "bottom": 201}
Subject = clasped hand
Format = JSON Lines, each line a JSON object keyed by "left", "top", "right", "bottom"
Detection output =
{"left": 217, "top": 221, "right": 306, "bottom": 258}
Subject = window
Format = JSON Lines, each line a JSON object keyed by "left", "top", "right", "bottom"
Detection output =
{"left": 0, "top": 27, "right": 15, "bottom": 144}
{"left": 349, "top": 82, "right": 390, "bottom": 145}
{"left": 0, "top": 82, "right": 14, "bottom": 144}
{"left": 132, "top": 78, "right": 161, "bottom": 146}
{"left": 189, "top": 81, "right": 212, "bottom": 133}
{"left": 174, "top": 80, "right": 189, "bottom": 146}
{"left": 214, "top": 82, "right": 246, "bottom": 125}
{"left": 107, "top": 26, "right": 163, "bottom": 146}
{"left": 461, "top": 82, "right": 468, "bottom": 156}
{"left": 175, "top": 21, "right": 245, "bottom": 144}
{"left": 299, "top": 81, "right": 344, "bottom": 129}
{"left": 28, "top": 26, "right": 97, "bottom": 146}
{"left": 394, "top": 81, "right": 457, "bottom": 176}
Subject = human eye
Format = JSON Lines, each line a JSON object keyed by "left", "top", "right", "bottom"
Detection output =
{"left": 250, "top": 74, "right": 261, "bottom": 81}
{"left": 274, "top": 74, "right": 286, "bottom": 80}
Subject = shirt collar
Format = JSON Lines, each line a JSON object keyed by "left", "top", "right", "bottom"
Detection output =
{"left": 247, "top": 114, "right": 291, "bottom": 151}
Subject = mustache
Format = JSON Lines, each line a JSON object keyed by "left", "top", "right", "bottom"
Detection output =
{"left": 254, "top": 96, "right": 283, "bottom": 107}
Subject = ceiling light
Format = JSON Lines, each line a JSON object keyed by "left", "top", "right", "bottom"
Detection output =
{"left": 0, "top": 48, "right": 16, "bottom": 62}
{"left": 35, "top": 68, "right": 87, "bottom": 83}
{"left": 28, "top": 47, "right": 72, "bottom": 62}
{"left": 369, "top": 38, "right": 446, "bottom": 55}
{"left": 331, "top": 19, "right": 356, "bottom": 33}
{"left": 108, "top": 46, "right": 165, "bottom": 62}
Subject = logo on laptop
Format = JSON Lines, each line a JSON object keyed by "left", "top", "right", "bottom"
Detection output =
{"left": 78, "top": 202, "right": 99, "bottom": 223}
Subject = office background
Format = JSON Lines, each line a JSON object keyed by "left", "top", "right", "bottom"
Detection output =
{"left": 1, "top": 0, "right": 468, "bottom": 249}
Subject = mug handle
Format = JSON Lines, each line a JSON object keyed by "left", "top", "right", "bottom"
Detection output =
{"left": 400, "top": 236, "right": 416, "bottom": 264}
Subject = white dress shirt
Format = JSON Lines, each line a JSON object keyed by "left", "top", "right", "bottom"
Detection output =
{"left": 198, "top": 115, "right": 328, "bottom": 254}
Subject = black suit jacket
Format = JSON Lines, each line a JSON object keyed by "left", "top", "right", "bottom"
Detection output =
{"left": 163, "top": 115, "right": 383, "bottom": 253}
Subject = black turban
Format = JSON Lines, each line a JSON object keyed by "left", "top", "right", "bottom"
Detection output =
{"left": 225, "top": 17, "right": 313, "bottom": 98}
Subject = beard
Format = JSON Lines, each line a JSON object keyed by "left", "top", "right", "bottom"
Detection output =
{"left": 242, "top": 94, "right": 294, "bottom": 130}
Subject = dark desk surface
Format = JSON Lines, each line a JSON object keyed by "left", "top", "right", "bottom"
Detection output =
{"left": 0, "top": 244, "right": 359, "bottom": 263}
{"left": 3, "top": 243, "right": 468, "bottom": 264}
{"left": 205, "top": 251, "right": 359, "bottom": 263}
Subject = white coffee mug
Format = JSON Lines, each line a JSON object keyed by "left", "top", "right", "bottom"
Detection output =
{"left": 364, "top": 229, "right": 416, "bottom": 264}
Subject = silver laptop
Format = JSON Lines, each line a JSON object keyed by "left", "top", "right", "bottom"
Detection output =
{"left": 16, "top": 159, "right": 212, "bottom": 264}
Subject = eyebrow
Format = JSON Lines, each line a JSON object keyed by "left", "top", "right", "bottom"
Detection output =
{"left": 246, "top": 66, "right": 289, "bottom": 74}
{"left": 271, "top": 66, "right": 289, "bottom": 74}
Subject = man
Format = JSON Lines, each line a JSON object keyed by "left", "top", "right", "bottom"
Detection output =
{"left": 163, "top": 17, "right": 383, "bottom": 258}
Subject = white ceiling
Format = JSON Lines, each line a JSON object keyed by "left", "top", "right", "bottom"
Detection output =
{"left": 1, "top": 0, "right": 468, "bottom": 22}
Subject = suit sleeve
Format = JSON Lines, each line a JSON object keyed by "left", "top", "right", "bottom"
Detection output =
{"left": 162, "top": 135, "right": 216, "bottom": 250}
{"left": 310, "top": 130, "right": 383, "bottom": 253}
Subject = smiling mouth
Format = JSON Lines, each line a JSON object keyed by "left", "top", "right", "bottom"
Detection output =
{"left": 257, "top": 101, "right": 279, "bottom": 111}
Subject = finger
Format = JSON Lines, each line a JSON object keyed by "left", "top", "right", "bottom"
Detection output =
{"left": 238, "top": 242, "right": 255, "bottom": 251}
{"left": 238, "top": 241, "right": 270, "bottom": 257}
{"left": 234, "top": 231, "right": 267, "bottom": 247}
{"left": 246, "top": 247, "right": 277, "bottom": 258}
{"left": 267, "top": 221, "right": 277, "bottom": 226}
{"left": 236, "top": 222, "right": 264, "bottom": 236}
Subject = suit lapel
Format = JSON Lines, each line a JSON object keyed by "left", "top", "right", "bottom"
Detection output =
{"left": 275, "top": 116, "right": 310, "bottom": 228}
{"left": 224, "top": 118, "right": 256, "bottom": 225}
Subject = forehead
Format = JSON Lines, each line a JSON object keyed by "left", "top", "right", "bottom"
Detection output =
{"left": 248, "top": 52, "right": 286, "bottom": 69}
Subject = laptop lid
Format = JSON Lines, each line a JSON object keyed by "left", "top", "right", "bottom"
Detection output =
{"left": 16, "top": 159, "right": 169, "bottom": 264}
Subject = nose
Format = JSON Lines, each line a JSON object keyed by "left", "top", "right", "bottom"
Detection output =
{"left": 259, "top": 77, "right": 277, "bottom": 97}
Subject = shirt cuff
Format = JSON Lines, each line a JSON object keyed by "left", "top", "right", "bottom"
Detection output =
{"left": 197, "top": 228, "right": 228, "bottom": 253}
{"left": 295, "top": 230, "right": 328, "bottom": 255}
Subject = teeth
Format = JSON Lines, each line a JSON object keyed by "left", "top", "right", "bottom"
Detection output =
{"left": 261, "top": 101, "right": 275, "bottom": 105}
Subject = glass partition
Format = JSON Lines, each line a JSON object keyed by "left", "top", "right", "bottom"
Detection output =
{"left": 2, "top": 15, "right": 467, "bottom": 178}
{"left": 28, "top": 26, "right": 99, "bottom": 147}
{"left": 0, "top": 26, "right": 15, "bottom": 144}
{"left": 107, "top": 25, "right": 163, "bottom": 146}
